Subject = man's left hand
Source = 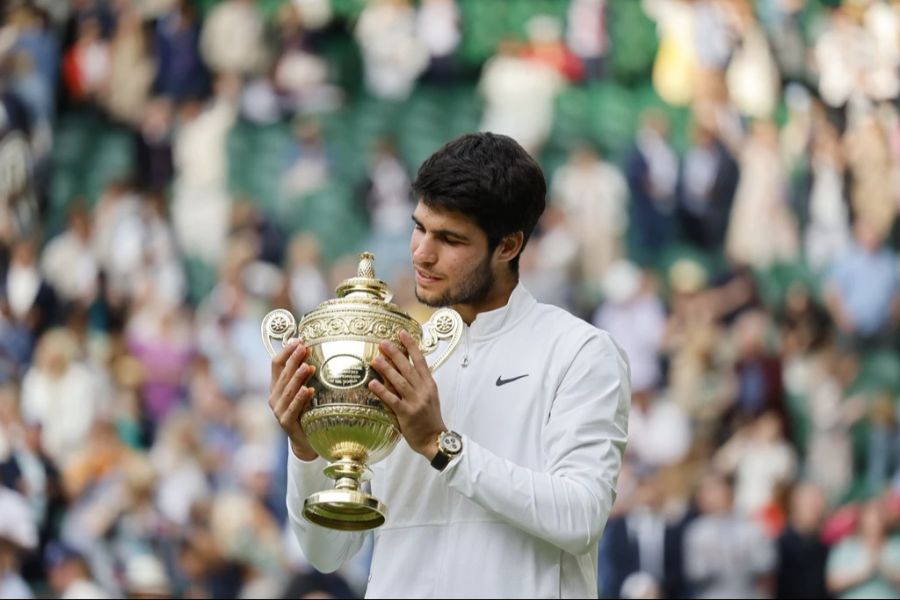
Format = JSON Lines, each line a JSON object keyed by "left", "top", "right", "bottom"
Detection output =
{"left": 368, "top": 330, "right": 445, "bottom": 459}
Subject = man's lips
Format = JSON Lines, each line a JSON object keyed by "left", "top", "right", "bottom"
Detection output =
{"left": 414, "top": 268, "right": 441, "bottom": 283}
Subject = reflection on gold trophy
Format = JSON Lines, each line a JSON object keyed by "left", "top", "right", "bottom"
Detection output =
{"left": 261, "top": 252, "right": 462, "bottom": 531}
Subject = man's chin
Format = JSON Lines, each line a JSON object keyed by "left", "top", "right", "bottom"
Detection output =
{"left": 415, "top": 288, "right": 446, "bottom": 308}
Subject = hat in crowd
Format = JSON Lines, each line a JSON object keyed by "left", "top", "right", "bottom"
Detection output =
{"left": 0, "top": 486, "right": 37, "bottom": 551}
{"left": 668, "top": 257, "right": 708, "bottom": 294}
{"left": 123, "top": 553, "right": 171, "bottom": 598}
{"left": 602, "top": 260, "right": 642, "bottom": 304}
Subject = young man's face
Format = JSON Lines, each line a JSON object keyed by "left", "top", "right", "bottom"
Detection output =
{"left": 410, "top": 201, "right": 496, "bottom": 310}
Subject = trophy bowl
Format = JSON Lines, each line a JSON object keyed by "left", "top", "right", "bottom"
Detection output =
{"left": 261, "top": 252, "right": 462, "bottom": 531}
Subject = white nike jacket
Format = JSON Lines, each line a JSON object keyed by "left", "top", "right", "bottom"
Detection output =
{"left": 287, "top": 283, "right": 631, "bottom": 598}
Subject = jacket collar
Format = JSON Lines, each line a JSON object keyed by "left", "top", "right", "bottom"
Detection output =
{"left": 466, "top": 282, "right": 536, "bottom": 341}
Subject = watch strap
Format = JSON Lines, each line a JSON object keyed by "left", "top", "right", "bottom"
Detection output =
{"left": 430, "top": 448, "right": 452, "bottom": 471}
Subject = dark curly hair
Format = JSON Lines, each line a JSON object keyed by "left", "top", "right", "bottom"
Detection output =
{"left": 411, "top": 132, "right": 546, "bottom": 273}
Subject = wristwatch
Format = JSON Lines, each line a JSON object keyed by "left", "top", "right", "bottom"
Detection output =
{"left": 430, "top": 430, "right": 463, "bottom": 471}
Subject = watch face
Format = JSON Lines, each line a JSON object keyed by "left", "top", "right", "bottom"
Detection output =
{"left": 440, "top": 432, "right": 462, "bottom": 454}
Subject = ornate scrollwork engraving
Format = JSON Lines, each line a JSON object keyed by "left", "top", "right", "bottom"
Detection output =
{"left": 419, "top": 308, "right": 463, "bottom": 372}
{"left": 261, "top": 309, "right": 298, "bottom": 358}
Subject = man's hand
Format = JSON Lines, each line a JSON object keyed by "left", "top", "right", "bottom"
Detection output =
{"left": 368, "top": 330, "right": 445, "bottom": 459}
{"left": 269, "top": 339, "right": 318, "bottom": 461}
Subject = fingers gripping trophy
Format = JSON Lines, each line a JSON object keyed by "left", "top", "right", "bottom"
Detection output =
{"left": 261, "top": 252, "right": 462, "bottom": 531}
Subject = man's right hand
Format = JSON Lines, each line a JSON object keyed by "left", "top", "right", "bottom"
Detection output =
{"left": 269, "top": 339, "right": 318, "bottom": 461}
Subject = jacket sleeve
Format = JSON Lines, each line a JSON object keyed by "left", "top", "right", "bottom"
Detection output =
{"left": 440, "top": 332, "right": 631, "bottom": 555}
{"left": 286, "top": 449, "right": 367, "bottom": 572}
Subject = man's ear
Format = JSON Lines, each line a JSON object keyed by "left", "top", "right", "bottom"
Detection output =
{"left": 495, "top": 232, "right": 525, "bottom": 265}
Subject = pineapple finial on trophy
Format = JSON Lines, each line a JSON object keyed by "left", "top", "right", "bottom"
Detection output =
{"left": 358, "top": 252, "right": 376, "bottom": 279}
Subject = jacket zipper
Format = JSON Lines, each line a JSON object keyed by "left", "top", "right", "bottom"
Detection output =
{"left": 461, "top": 327, "right": 470, "bottom": 368}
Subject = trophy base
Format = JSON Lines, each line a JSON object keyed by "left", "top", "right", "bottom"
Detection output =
{"left": 303, "top": 489, "right": 387, "bottom": 531}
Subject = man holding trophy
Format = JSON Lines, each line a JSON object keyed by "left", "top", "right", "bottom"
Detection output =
{"left": 266, "top": 132, "right": 631, "bottom": 598}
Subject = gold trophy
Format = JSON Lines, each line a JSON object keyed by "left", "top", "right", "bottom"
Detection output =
{"left": 261, "top": 252, "right": 462, "bottom": 531}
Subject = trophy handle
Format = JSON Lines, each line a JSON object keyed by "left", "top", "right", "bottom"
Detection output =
{"left": 261, "top": 309, "right": 300, "bottom": 358}
{"left": 419, "top": 308, "right": 463, "bottom": 372}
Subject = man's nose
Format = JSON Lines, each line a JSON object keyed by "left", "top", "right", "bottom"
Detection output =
{"left": 412, "top": 236, "right": 437, "bottom": 265}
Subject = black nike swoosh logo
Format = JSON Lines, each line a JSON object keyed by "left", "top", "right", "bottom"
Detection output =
{"left": 496, "top": 374, "right": 529, "bottom": 387}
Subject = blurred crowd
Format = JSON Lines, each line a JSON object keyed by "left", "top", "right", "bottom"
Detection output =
{"left": 0, "top": 0, "right": 899, "bottom": 598}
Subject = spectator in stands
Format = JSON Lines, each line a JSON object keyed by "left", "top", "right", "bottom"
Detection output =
{"left": 826, "top": 498, "right": 900, "bottom": 599}
{"left": 865, "top": 390, "right": 900, "bottom": 493}
{"left": 151, "top": 1, "right": 207, "bottom": 101}
{"left": 102, "top": 6, "right": 154, "bottom": 127}
{"left": 20, "top": 328, "right": 99, "bottom": 467}
{"left": 676, "top": 117, "right": 738, "bottom": 252}
{"left": 725, "top": 310, "right": 791, "bottom": 441}
{"left": 134, "top": 98, "right": 175, "bottom": 192}
{"left": 355, "top": 0, "right": 428, "bottom": 101}
{"left": 125, "top": 303, "right": 195, "bottom": 428}
{"left": 519, "top": 206, "right": 579, "bottom": 312}
{"left": 5, "top": 3, "right": 57, "bottom": 162}
{"left": 626, "top": 109, "right": 679, "bottom": 265}
{"left": 360, "top": 137, "right": 415, "bottom": 281}
{"left": 726, "top": 119, "right": 799, "bottom": 269}
{"left": 272, "top": 4, "right": 341, "bottom": 115}
{"left": 599, "top": 470, "right": 682, "bottom": 599}
{"left": 713, "top": 411, "right": 797, "bottom": 528}
{"left": 61, "top": 15, "right": 108, "bottom": 106}
{"left": 0, "top": 486, "right": 38, "bottom": 599}
{"left": 479, "top": 37, "right": 564, "bottom": 156}
{"left": 627, "top": 389, "right": 692, "bottom": 472}
{"left": 565, "top": 0, "right": 609, "bottom": 82}
{"left": 522, "top": 14, "right": 583, "bottom": 82}
{"left": 551, "top": 140, "right": 628, "bottom": 286}
{"left": 44, "top": 540, "right": 110, "bottom": 598}
{"left": 0, "top": 382, "right": 67, "bottom": 565}
{"left": 279, "top": 118, "right": 332, "bottom": 206}
{"left": 725, "top": 8, "right": 780, "bottom": 120}
{"left": 645, "top": 0, "right": 700, "bottom": 107}
{"left": 776, "top": 482, "right": 830, "bottom": 599}
{"left": 593, "top": 260, "right": 666, "bottom": 401}
{"left": 170, "top": 76, "right": 238, "bottom": 267}
{"left": 824, "top": 217, "right": 899, "bottom": 348}
{"left": 39, "top": 201, "right": 98, "bottom": 309}
{"left": 683, "top": 470, "right": 775, "bottom": 599}
{"left": 803, "top": 122, "right": 851, "bottom": 273}
{"left": 844, "top": 112, "right": 896, "bottom": 243}
{"left": 415, "top": 0, "right": 462, "bottom": 84}
{"left": 799, "top": 343, "right": 867, "bottom": 505}
{"left": 2, "top": 237, "right": 58, "bottom": 336}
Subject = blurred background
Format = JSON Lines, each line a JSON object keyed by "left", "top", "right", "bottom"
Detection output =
{"left": 0, "top": 0, "right": 899, "bottom": 598}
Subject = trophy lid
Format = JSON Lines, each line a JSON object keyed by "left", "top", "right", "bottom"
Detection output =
{"left": 334, "top": 252, "right": 391, "bottom": 301}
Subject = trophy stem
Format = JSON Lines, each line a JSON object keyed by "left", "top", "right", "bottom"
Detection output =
{"left": 323, "top": 457, "right": 371, "bottom": 483}
{"left": 334, "top": 477, "right": 357, "bottom": 491}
